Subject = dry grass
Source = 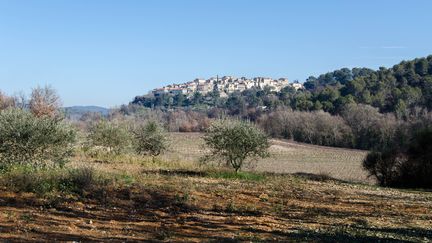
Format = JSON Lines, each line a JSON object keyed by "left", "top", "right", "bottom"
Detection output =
{"left": 164, "top": 133, "right": 369, "bottom": 183}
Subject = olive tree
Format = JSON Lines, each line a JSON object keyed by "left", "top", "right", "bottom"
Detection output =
{"left": 133, "top": 121, "right": 168, "bottom": 161}
{"left": 0, "top": 108, "right": 76, "bottom": 168}
{"left": 87, "top": 120, "right": 132, "bottom": 154}
{"left": 202, "top": 119, "right": 270, "bottom": 172}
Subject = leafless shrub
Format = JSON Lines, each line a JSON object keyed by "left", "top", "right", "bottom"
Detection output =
{"left": 0, "top": 91, "right": 15, "bottom": 110}
{"left": 259, "top": 108, "right": 353, "bottom": 147}
{"left": 29, "top": 85, "right": 61, "bottom": 117}
{"left": 342, "top": 104, "right": 399, "bottom": 150}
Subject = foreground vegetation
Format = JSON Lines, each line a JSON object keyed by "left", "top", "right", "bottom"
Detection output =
{"left": 0, "top": 154, "right": 431, "bottom": 242}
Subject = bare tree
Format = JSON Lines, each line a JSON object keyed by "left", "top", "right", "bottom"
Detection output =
{"left": 259, "top": 108, "right": 354, "bottom": 148}
{"left": 29, "top": 85, "right": 62, "bottom": 117}
{"left": 13, "top": 91, "right": 27, "bottom": 109}
{"left": 0, "top": 90, "right": 15, "bottom": 110}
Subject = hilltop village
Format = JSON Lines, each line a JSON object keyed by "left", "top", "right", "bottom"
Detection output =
{"left": 150, "top": 76, "right": 304, "bottom": 98}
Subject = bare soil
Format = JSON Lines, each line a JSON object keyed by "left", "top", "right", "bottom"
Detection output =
{"left": 0, "top": 173, "right": 431, "bottom": 242}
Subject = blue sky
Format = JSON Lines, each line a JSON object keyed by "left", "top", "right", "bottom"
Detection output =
{"left": 1, "top": 0, "right": 431, "bottom": 107}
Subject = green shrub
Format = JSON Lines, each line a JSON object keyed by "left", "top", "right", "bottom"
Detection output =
{"left": 363, "top": 150, "right": 406, "bottom": 187}
{"left": 67, "top": 166, "right": 96, "bottom": 192}
{"left": 0, "top": 165, "right": 98, "bottom": 195}
{"left": 202, "top": 119, "right": 270, "bottom": 172}
{"left": 207, "top": 171, "right": 265, "bottom": 181}
{"left": 363, "top": 128, "right": 432, "bottom": 188}
{"left": 133, "top": 121, "right": 169, "bottom": 160}
{"left": 0, "top": 108, "right": 76, "bottom": 168}
{"left": 405, "top": 128, "right": 432, "bottom": 188}
{"left": 87, "top": 120, "right": 132, "bottom": 154}
{"left": 1, "top": 166, "right": 62, "bottom": 195}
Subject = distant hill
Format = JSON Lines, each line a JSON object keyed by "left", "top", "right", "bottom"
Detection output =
{"left": 64, "top": 106, "right": 109, "bottom": 119}
{"left": 129, "top": 55, "right": 432, "bottom": 116}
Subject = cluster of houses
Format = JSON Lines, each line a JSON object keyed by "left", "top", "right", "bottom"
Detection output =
{"left": 151, "top": 76, "right": 303, "bottom": 98}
